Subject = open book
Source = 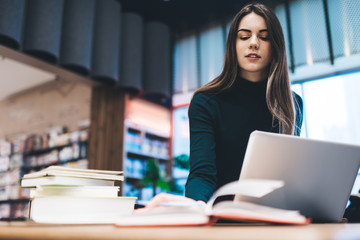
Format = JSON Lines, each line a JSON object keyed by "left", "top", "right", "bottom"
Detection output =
{"left": 114, "top": 180, "right": 311, "bottom": 226}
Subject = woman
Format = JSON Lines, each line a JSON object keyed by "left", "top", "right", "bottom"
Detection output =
{"left": 145, "top": 2, "right": 303, "bottom": 208}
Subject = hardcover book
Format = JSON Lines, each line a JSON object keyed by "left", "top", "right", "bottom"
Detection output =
{"left": 29, "top": 196, "right": 136, "bottom": 224}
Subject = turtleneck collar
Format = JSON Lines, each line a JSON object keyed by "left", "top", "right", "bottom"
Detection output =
{"left": 232, "top": 75, "right": 268, "bottom": 91}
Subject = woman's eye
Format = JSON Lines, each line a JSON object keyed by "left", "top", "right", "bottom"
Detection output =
{"left": 240, "top": 37, "right": 250, "bottom": 40}
{"left": 259, "top": 36, "right": 270, "bottom": 41}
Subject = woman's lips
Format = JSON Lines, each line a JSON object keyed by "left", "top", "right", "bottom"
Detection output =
{"left": 245, "top": 54, "right": 261, "bottom": 60}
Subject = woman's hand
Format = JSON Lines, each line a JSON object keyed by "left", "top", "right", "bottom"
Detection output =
{"left": 135, "top": 193, "right": 207, "bottom": 213}
{"left": 145, "top": 193, "right": 196, "bottom": 209}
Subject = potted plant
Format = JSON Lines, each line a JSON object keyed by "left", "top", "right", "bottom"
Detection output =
{"left": 141, "top": 159, "right": 170, "bottom": 197}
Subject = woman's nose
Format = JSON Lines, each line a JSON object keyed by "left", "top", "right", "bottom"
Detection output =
{"left": 249, "top": 35, "right": 259, "bottom": 49}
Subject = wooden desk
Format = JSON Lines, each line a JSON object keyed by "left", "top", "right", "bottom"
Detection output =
{"left": 0, "top": 222, "right": 360, "bottom": 240}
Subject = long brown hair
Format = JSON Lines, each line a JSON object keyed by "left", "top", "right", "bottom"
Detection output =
{"left": 193, "top": 3, "right": 296, "bottom": 134}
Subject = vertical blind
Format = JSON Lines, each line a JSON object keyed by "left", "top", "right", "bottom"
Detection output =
{"left": 274, "top": 4, "right": 291, "bottom": 70}
{"left": 199, "top": 23, "right": 225, "bottom": 87}
{"left": 328, "top": 0, "right": 360, "bottom": 58}
{"left": 173, "top": 33, "right": 198, "bottom": 94}
{"left": 289, "top": 0, "right": 329, "bottom": 67}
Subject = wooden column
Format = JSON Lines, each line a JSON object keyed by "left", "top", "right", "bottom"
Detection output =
{"left": 88, "top": 86, "right": 127, "bottom": 171}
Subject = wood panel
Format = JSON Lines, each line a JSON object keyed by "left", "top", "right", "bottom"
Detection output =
{"left": 88, "top": 86, "right": 127, "bottom": 171}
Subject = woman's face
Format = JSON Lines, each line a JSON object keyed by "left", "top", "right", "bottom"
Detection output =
{"left": 236, "top": 12, "right": 272, "bottom": 82}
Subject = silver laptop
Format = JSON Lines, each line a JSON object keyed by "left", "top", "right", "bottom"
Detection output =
{"left": 236, "top": 130, "right": 360, "bottom": 223}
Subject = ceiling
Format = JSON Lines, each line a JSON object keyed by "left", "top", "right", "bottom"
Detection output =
{"left": 0, "top": 56, "right": 56, "bottom": 101}
{"left": 119, "top": 0, "right": 256, "bottom": 31}
{"left": 0, "top": 45, "right": 98, "bottom": 102}
{"left": 0, "top": 0, "right": 279, "bottom": 102}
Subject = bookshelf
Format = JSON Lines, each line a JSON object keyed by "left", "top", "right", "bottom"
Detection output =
{"left": 0, "top": 129, "right": 89, "bottom": 221}
{"left": 122, "top": 96, "right": 172, "bottom": 201}
{"left": 22, "top": 141, "right": 88, "bottom": 172}
{"left": 0, "top": 139, "right": 27, "bottom": 221}
{"left": 123, "top": 122, "right": 171, "bottom": 201}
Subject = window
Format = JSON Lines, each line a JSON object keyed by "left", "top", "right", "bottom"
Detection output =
{"left": 292, "top": 71, "right": 360, "bottom": 194}
{"left": 172, "top": 106, "right": 190, "bottom": 157}
{"left": 172, "top": 105, "right": 190, "bottom": 194}
{"left": 300, "top": 71, "right": 360, "bottom": 144}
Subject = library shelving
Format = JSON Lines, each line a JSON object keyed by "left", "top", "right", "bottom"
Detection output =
{"left": 0, "top": 129, "right": 89, "bottom": 221}
{"left": 123, "top": 121, "right": 171, "bottom": 201}
{"left": 22, "top": 141, "right": 88, "bottom": 172}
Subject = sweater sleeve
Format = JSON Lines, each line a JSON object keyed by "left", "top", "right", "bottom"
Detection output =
{"left": 293, "top": 92, "right": 304, "bottom": 136}
{"left": 185, "top": 93, "right": 218, "bottom": 202}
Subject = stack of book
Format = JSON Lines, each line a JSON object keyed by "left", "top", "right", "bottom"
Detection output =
{"left": 21, "top": 166, "right": 136, "bottom": 224}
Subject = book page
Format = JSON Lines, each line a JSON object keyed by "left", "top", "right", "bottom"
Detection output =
{"left": 205, "top": 179, "right": 284, "bottom": 214}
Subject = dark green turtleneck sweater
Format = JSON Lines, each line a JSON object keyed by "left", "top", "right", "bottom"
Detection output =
{"left": 185, "top": 77, "right": 303, "bottom": 202}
